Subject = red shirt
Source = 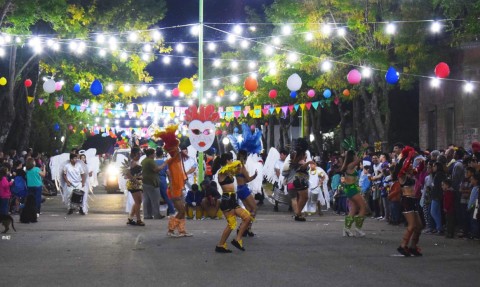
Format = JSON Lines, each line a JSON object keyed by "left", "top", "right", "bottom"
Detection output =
{"left": 443, "top": 189, "right": 455, "bottom": 214}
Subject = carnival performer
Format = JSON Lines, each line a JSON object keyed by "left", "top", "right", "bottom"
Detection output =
{"left": 236, "top": 150, "right": 258, "bottom": 237}
{"left": 155, "top": 125, "right": 192, "bottom": 237}
{"left": 282, "top": 138, "right": 313, "bottom": 222}
{"left": 63, "top": 153, "right": 86, "bottom": 215}
{"left": 341, "top": 142, "right": 369, "bottom": 237}
{"left": 303, "top": 161, "right": 329, "bottom": 215}
{"left": 392, "top": 146, "right": 424, "bottom": 256}
{"left": 123, "top": 147, "right": 144, "bottom": 226}
{"left": 213, "top": 153, "right": 252, "bottom": 253}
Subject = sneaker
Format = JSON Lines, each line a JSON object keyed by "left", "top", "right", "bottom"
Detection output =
{"left": 167, "top": 231, "right": 178, "bottom": 238}
{"left": 215, "top": 245, "right": 232, "bottom": 253}
{"left": 127, "top": 218, "right": 136, "bottom": 225}
{"left": 136, "top": 220, "right": 145, "bottom": 226}
{"left": 231, "top": 239, "right": 245, "bottom": 251}
{"left": 67, "top": 209, "right": 74, "bottom": 215}
{"left": 409, "top": 247, "right": 423, "bottom": 256}
{"left": 397, "top": 246, "right": 411, "bottom": 257}
{"left": 178, "top": 232, "right": 193, "bottom": 237}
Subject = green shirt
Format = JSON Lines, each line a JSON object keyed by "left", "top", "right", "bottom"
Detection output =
{"left": 141, "top": 158, "right": 159, "bottom": 187}
{"left": 26, "top": 167, "right": 43, "bottom": 187}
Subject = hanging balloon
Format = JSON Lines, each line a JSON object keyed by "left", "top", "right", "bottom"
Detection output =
{"left": 334, "top": 97, "right": 340, "bottom": 105}
{"left": 343, "top": 89, "right": 350, "bottom": 96}
{"left": 250, "top": 125, "right": 256, "bottom": 130}
{"left": 215, "top": 129, "right": 222, "bottom": 136}
{"left": 53, "top": 123, "right": 60, "bottom": 131}
{"left": 24, "top": 79, "right": 33, "bottom": 88}
{"left": 0, "top": 77, "right": 7, "bottom": 86}
{"left": 234, "top": 127, "right": 239, "bottom": 133}
{"left": 244, "top": 76, "right": 258, "bottom": 92}
{"left": 73, "top": 83, "right": 81, "bottom": 93}
{"left": 290, "top": 91, "right": 297, "bottom": 98}
{"left": 55, "top": 82, "right": 63, "bottom": 91}
{"left": 268, "top": 89, "right": 277, "bottom": 99}
{"left": 347, "top": 69, "right": 362, "bottom": 84}
{"left": 118, "top": 86, "right": 125, "bottom": 94}
{"left": 217, "top": 89, "right": 225, "bottom": 97}
{"left": 90, "top": 79, "right": 103, "bottom": 96}
{"left": 434, "top": 62, "right": 450, "bottom": 78}
{"left": 43, "top": 79, "right": 56, "bottom": 93}
{"left": 287, "top": 73, "right": 302, "bottom": 91}
{"left": 172, "top": 87, "right": 180, "bottom": 97}
{"left": 385, "top": 67, "right": 400, "bottom": 84}
{"left": 323, "top": 89, "right": 332, "bottom": 98}
{"left": 178, "top": 78, "right": 194, "bottom": 94}
{"left": 307, "top": 89, "right": 316, "bottom": 98}
{"left": 243, "top": 90, "right": 250, "bottom": 96}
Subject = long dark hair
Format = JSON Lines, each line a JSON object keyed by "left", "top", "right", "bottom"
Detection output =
{"left": 341, "top": 150, "right": 355, "bottom": 172}
{"left": 212, "top": 153, "right": 233, "bottom": 175}
{"left": 238, "top": 150, "right": 248, "bottom": 163}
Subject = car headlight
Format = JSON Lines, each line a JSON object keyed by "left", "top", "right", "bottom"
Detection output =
{"left": 107, "top": 165, "right": 119, "bottom": 175}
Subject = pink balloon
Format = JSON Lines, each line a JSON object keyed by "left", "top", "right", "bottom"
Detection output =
{"left": 55, "top": 82, "right": 63, "bottom": 91}
{"left": 268, "top": 89, "right": 277, "bottom": 99}
{"left": 250, "top": 125, "right": 255, "bottom": 130}
{"left": 172, "top": 88, "right": 180, "bottom": 97}
{"left": 347, "top": 69, "right": 362, "bottom": 85}
{"left": 307, "top": 89, "right": 315, "bottom": 97}
{"left": 334, "top": 97, "right": 340, "bottom": 105}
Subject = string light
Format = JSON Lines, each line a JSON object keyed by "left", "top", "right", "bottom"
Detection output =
{"left": 183, "top": 58, "right": 192, "bottom": 66}
{"left": 464, "top": 82, "right": 474, "bottom": 93}
{"left": 249, "top": 26, "right": 256, "bottom": 32}
{"left": 337, "top": 27, "right": 347, "bottom": 37}
{"left": 212, "top": 79, "right": 220, "bottom": 86}
{"left": 386, "top": 23, "right": 396, "bottom": 35}
{"left": 264, "top": 45, "right": 274, "bottom": 56}
{"left": 321, "top": 60, "right": 332, "bottom": 71}
{"left": 233, "top": 25, "right": 243, "bottom": 35}
{"left": 124, "top": 85, "right": 131, "bottom": 92}
{"left": 0, "top": 48, "right": 5, "bottom": 57}
{"left": 141, "top": 53, "right": 150, "bottom": 61}
{"left": 430, "top": 21, "right": 442, "bottom": 33}
{"left": 213, "top": 59, "right": 221, "bottom": 67}
{"left": 430, "top": 77, "right": 440, "bottom": 88}
{"left": 98, "top": 49, "right": 107, "bottom": 57}
{"left": 162, "top": 56, "right": 171, "bottom": 64}
{"left": 287, "top": 52, "right": 298, "bottom": 63}
{"left": 272, "top": 37, "right": 281, "bottom": 45}
{"left": 176, "top": 43, "right": 185, "bottom": 53}
{"left": 230, "top": 61, "right": 239, "bottom": 69}
{"left": 321, "top": 24, "right": 332, "bottom": 36}
{"left": 143, "top": 44, "right": 152, "bottom": 52}
{"left": 361, "top": 67, "right": 372, "bottom": 78}
{"left": 305, "top": 32, "right": 313, "bottom": 41}
{"left": 106, "top": 84, "right": 114, "bottom": 92}
{"left": 120, "top": 51, "right": 128, "bottom": 60}
{"left": 248, "top": 61, "right": 257, "bottom": 69}
{"left": 240, "top": 39, "right": 249, "bottom": 49}
{"left": 231, "top": 75, "right": 239, "bottom": 83}
{"left": 227, "top": 34, "right": 236, "bottom": 44}
{"left": 281, "top": 25, "right": 292, "bottom": 35}
{"left": 157, "top": 84, "right": 165, "bottom": 91}
{"left": 151, "top": 30, "right": 162, "bottom": 41}
{"left": 207, "top": 42, "right": 216, "bottom": 51}
{"left": 128, "top": 32, "right": 138, "bottom": 42}
{"left": 190, "top": 25, "right": 200, "bottom": 36}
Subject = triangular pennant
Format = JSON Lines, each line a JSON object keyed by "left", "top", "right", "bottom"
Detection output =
{"left": 63, "top": 103, "right": 70, "bottom": 110}
{"left": 264, "top": 104, "right": 271, "bottom": 109}
{"left": 300, "top": 103, "right": 305, "bottom": 110}
{"left": 288, "top": 105, "right": 294, "bottom": 113}
{"left": 312, "top": 101, "right": 320, "bottom": 110}
{"left": 38, "top": 99, "right": 44, "bottom": 105}
{"left": 275, "top": 107, "right": 281, "bottom": 114}
{"left": 226, "top": 122, "right": 230, "bottom": 127}
{"left": 27, "top": 96, "right": 34, "bottom": 104}
{"left": 55, "top": 101, "right": 61, "bottom": 109}
{"left": 70, "top": 105, "right": 75, "bottom": 111}
{"left": 269, "top": 107, "right": 275, "bottom": 114}
{"left": 281, "top": 106, "right": 288, "bottom": 115}
{"left": 76, "top": 106, "right": 81, "bottom": 112}
{"left": 262, "top": 108, "right": 269, "bottom": 116}
{"left": 243, "top": 110, "right": 249, "bottom": 117}
{"left": 294, "top": 104, "right": 300, "bottom": 111}
{"left": 234, "top": 111, "right": 241, "bottom": 118}
{"left": 305, "top": 102, "right": 312, "bottom": 110}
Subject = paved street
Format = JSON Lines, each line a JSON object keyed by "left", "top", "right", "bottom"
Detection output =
{"left": 2, "top": 185, "right": 480, "bottom": 287}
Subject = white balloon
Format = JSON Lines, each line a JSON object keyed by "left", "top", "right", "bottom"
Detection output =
{"left": 43, "top": 79, "right": 56, "bottom": 93}
{"left": 287, "top": 73, "right": 302, "bottom": 91}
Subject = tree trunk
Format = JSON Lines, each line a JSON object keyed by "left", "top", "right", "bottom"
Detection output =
{"left": 0, "top": 46, "right": 17, "bottom": 150}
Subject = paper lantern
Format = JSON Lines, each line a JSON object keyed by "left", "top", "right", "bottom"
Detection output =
{"left": 290, "top": 91, "right": 297, "bottom": 98}
{"left": 244, "top": 76, "right": 258, "bottom": 92}
{"left": 24, "top": 79, "right": 33, "bottom": 88}
{"left": 434, "top": 62, "right": 450, "bottom": 78}
{"left": 43, "top": 79, "right": 56, "bottom": 93}
{"left": 217, "top": 89, "right": 225, "bottom": 97}
{"left": 0, "top": 77, "right": 7, "bottom": 86}
{"left": 287, "top": 73, "right": 302, "bottom": 91}
{"left": 268, "top": 89, "right": 277, "bottom": 99}
{"left": 307, "top": 89, "right": 315, "bottom": 98}
{"left": 73, "top": 83, "right": 81, "bottom": 93}
{"left": 323, "top": 89, "right": 332, "bottom": 98}
{"left": 90, "top": 79, "right": 103, "bottom": 96}
{"left": 385, "top": 67, "right": 399, "bottom": 84}
{"left": 343, "top": 89, "right": 350, "bottom": 96}
{"left": 178, "top": 78, "right": 194, "bottom": 94}
{"left": 347, "top": 69, "right": 362, "bottom": 84}
{"left": 55, "top": 82, "right": 63, "bottom": 91}
{"left": 172, "top": 88, "right": 180, "bottom": 97}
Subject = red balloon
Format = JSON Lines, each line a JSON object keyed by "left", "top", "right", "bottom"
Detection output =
{"left": 244, "top": 76, "right": 258, "bottom": 92}
{"left": 435, "top": 62, "right": 450, "bottom": 78}
{"left": 268, "top": 89, "right": 277, "bottom": 99}
{"left": 215, "top": 129, "right": 222, "bottom": 136}
{"left": 24, "top": 79, "right": 32, "bottom": 87}
{"left": 172, "top": 88, "right": 180, "bottom": 97}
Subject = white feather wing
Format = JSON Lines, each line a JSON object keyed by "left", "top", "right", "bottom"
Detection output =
{"left": 262, "top": 147, "right": 280, "bottom": 183}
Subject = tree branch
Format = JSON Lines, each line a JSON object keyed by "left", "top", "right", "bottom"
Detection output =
{"left": 0, "top": 0, "right": 13, "bottom": 28}
{"left": 15, "top": 54, "right": 38, "bottom": 81}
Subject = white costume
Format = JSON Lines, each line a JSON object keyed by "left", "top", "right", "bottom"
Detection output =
{"left": 302, "top": 166, "right": 330, "bottom": 213}
{"left": 63, "top": 160, "right": 86, "bottom": 211}
{"left": 246, "top": 154, "right": 263, "bottom": 195}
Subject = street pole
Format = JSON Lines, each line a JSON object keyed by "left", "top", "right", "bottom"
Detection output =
{"left": 197, "top": 0, "right": 205, "bottom": 182}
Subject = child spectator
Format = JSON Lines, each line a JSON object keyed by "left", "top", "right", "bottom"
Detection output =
{"left": 201, "top": 180, "right": 222, "bottom": 219}
{"left": 185, "top": 184, "right": 204, "bottom": 220}
{"left": 379, "top": 168, "right": 390, "bottom": 221}
{"left": 467, "top": 173, "right": 480, "bottom": 239}
{"left": 0, "top": 166, "right": 14, "bottom": 215}
{"left": 442, "top": 179, "right": 455, "bottom": 238}
{"left": 359, "top": 165, "right": 372, "bottom": 215}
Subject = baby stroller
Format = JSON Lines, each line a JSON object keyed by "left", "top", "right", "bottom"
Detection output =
{"left": 69, "top": 188, "right": 85, "bottom": 215}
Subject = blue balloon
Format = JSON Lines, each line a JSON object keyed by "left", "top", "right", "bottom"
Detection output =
{"left": 234, "top": 127, "right": 239, "bottom": 133}
{"left": 290, "top": 91, "right": 297, "bottom": 98}
{"left": 73, "top": 83, "right": 81, "bottom": 93}
{"left": 90, "top": 79, "right": 103, "bottom": 96}
{"left": 323, "top": 89, "right": 332, "bottom": 98}
{"left": 53, "top": 123, "right": 60, "bottom": 131}
{"left": 385, "top": 67, "right": 400, "bottom": 84}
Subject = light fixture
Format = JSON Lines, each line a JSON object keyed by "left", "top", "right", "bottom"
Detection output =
{"left": 464, "top": 82, "right": 474, "bottom": 93}
{"left": 207, "top": 42, "right": 216, "bottom": 51}
{"left": 162, "top": 56, "right": 171, "bottom": 64}
{"left": 386, "top": 22, "right": 396, "bottom": 35}
{"left": 282, "top": 25, "right": 292, "bottom": 35}
{"left": 430, "top": 21, "right": 442, "bottom": 34}
{"left": 321, "top": 60, "right": 332, "bottom": 72}
{"left": 361, "top": 67, "right": 372, "bottom": 78}
{"left": 430, "top": 78, "right": 440, "bottom": 88}
{"left": 176, "top": 43, "right": 185, "bottom": 53}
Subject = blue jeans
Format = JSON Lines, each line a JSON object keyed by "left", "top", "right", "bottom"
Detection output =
{"left": 430, "top": 199, "right": 443, "bottom": 232}
{"left": 28, "top": 186, "right": 43, "bottom": 213}
{"left": 159, "top": 176, "right": 175, "bottom": 215}
{"left": 390, "top": 201, "right": 401, "bottom": 224}
{"left": 0, "top": 198, "right": 9, "bottom": 215}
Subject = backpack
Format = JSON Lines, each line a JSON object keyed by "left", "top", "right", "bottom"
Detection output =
{"left": 12, "top": 176, "right": 28, "bottom": 198}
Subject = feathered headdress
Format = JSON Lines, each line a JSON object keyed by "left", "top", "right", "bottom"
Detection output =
{"left": 398, "top": 146, "right": 416, "bottom": 178}
{"left": 219, "top": 160, "right": 242, "bottom": 176}
{"left": 293, "top": 137, "right": 309, "bottom": 154}
{"left": 153, "top": 125, "right": 179, "bottom": 154}
{"left": 184, "top": 104, "right": 220, "bottom": 123}
{"left": 341, "top": 136, "right": 356, "bottom": 151}
{"left": 228, "top": 123, "right": 263, "bottom": 155}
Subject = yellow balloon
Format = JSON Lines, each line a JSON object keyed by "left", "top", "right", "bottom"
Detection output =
{"left": 244, "top": 90, "right": 250, "bottom": 96}
{"left": 0, "top": 77, "right": 7, "bottom": 86}
{"left": 217, "top": 89, "right": 225, "bottom": 97}
{"left": 178, "top": 78, "right": 194, "bottom": 95}
{"left": 177, "top": 133, "right": 182, "bottom": 138}
{"left": 118, "top": 86, "right": 125, "bottom": 93}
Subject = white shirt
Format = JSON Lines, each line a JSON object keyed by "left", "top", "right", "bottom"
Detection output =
{"left": 274, "top": 159, "right": 284, "bottom": 182}
{"left": 64, "top": 162, "right": 85, "bottom": 186}
{"left": 183, "top": 156, "right": 198, "bottom": 184}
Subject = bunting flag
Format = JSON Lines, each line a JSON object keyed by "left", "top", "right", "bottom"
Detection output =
{"left": 55, "top": 101, "right": 61, "bottom": 109}
{"left": 294, "top": 104, "right": 300, "bottom": 111}
{"left": 300, "top": 103, "right": 305, "bottom": 110}
{"left": 70, "top": 105, "right": 76, "bottom": 111}
{"left": 288, "top": 105, "right": 294, "bottom": 113}
{"left": 305, "top": 102, "right": 312, "bottom": 110}
{"left": 312, "top": 101, "right": 320, "bottom": 110}
{"left": 27, "top": 96, "right": 34, "bottom": 104}
{"left": 38, "top": 98, "right": 44, "bottom": 105}
{"left": 275, "top": 107, "right": 281, "bottom": 114}
{"left": 281, "top": 106, "right": 288, "bottom": 116}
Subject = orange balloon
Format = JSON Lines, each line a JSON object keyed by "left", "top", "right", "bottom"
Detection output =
{"left": 343, "top": 89, "right": 350, "bottom": 96}
{"left": 244, "top": 76, "right": 258, "bottom": 92}
{"left": 217, "top": 89, "right": 225, "bottom": 97}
